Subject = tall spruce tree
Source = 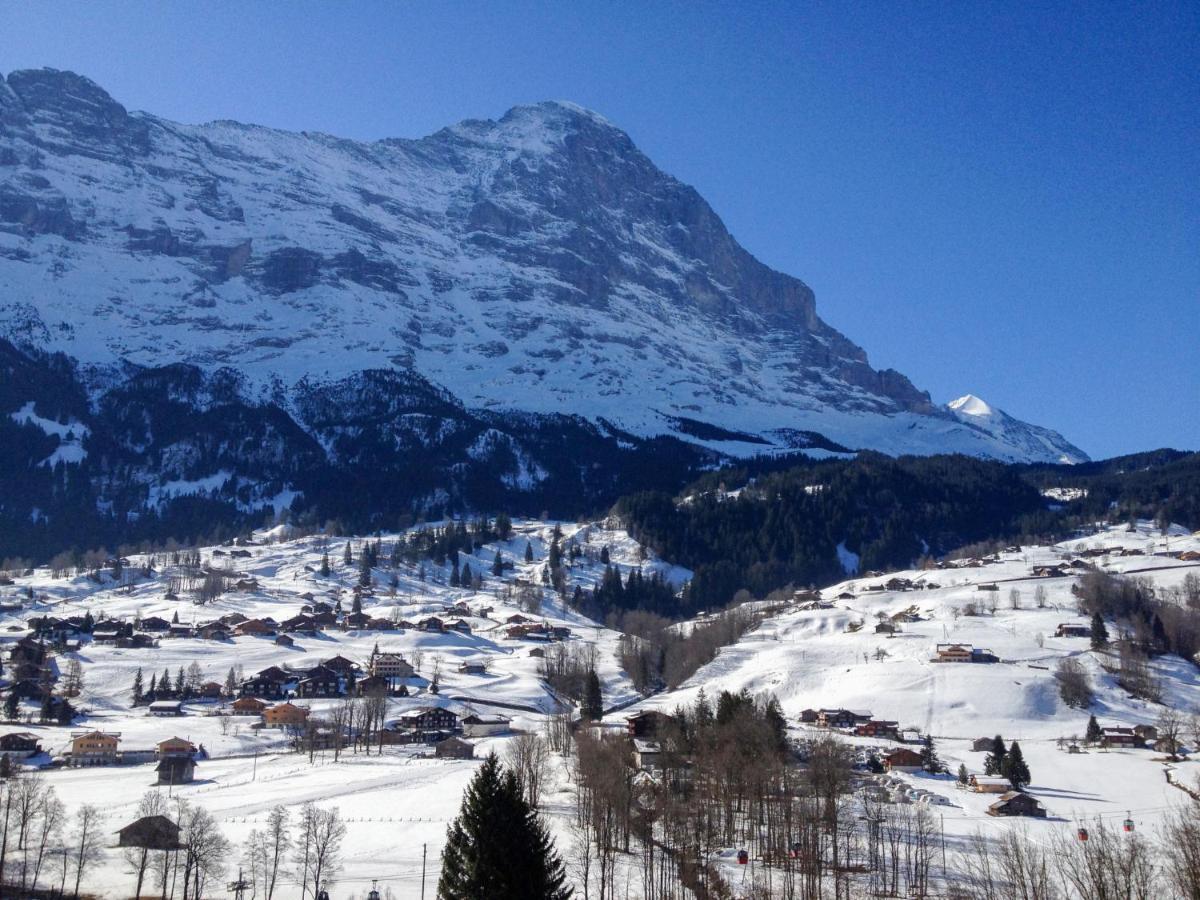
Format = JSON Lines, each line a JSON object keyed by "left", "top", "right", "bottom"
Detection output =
{"left": 920, "top": 736, "right": 944, "bottom": 774}
{"left": 1001, "top": 740, "right": 1031, "bottom": 788}
{"left": 1086, "top": 714, "right": 1102, "bottom": 745}
{"left": 984, "top": 735, "right": 1007, "bottom": 776}
{"left": 1090, "top": 611, "right": 1109, "bottom": 650}
{"left": 438, "top": 753, "right": 571, "bottom": 900}
{"left": 492, "top": 552, "right": 504, "bottom": 577}
{"left": 582, "top": 671, "right": 603, "bottom": 722}
{"left": 131, "top": 668, "right": 144, "bottom": 706}
{"left": 524, "top": 542, "right": 534, "bottom": 563}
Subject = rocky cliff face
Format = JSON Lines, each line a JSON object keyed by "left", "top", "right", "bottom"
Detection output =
{"left": 0, "top": 69, "right": 1087, "bottom": 556}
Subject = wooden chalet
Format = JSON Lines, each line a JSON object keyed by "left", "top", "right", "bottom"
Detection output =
{"left": 1055, "top": 623, "right": 1091, "bottom": 638}
{"left": 817, "top": 709, "right": 872, "bottom": 730}
{"left": 462, "top": 714, "right": 511, "bottom": 737}
{"left": 396, "top": 707, "right": 459, "bottom": 731}
{"left": 236, "top": 618, "right": 277, "bottom": 637}
{"left": 434, "top": 736, "right": 475, "bottom": 759}
{"left": 118, "top": 816, "right": 182, "bottom": 850}
{"left": 279, "top": 614, "right": 317, "bottom": 634}
{"left": 70, "top": 730, "right": 120, "bottom": 766}
{"left": 0, "top": 732, "right": 41, "bottom": 757}
{"left": 968, "top": 775, "right": 1011, "bottom": 794}
{"left": 156, "top": 737, "right": 196, "bottom": 758}
{"left": 231, "top": 696, "right": 268, "bottom": 716}
{"left": 293, "top": 664, "right": 343, "bottom": 698}
{"left": 147, "top": 700, "right": 183, "bottom": 717}
{"left": 987, "top": 792, "right": 1046, "bottom": 817}
{"left": 240, "top": 666, "right": 290, "bottom": 699}
{"left": 263, "top": 702, "right": 309, "bottom": 728}
{"left": 371, "top": 652, "right": 414, "bottom": 681}
{"left": 1101, "top": 727, "right": 1141, "bottom": 748}
{"left": 855, "top": 720, "right": 900, "bottom": 739}
{"left": 883, "top": 748, "right": 923, "bottom": 772}
{"left": 355, "top": 674, "right": 391, "bottom": 696}
{"left": 626, "top": 710, "right": 676, "bottom": 738}
{"left": 931, "top": 643, "right": 998, "bottom": 664}
{"left": 156, "top": 757, "right": 196, "bottom": 785}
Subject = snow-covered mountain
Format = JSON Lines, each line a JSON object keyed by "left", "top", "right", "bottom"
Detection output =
{"left": 0, "top": 69, "right": 1085, "bottom": 460}
{"left": 946, "top": 394, "right": 1087, "bottom": 464}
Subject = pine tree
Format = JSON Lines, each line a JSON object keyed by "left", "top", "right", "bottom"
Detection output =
{"left": 450, "top": 558, "right": 461, "bottom": 588}
{"left": 599, "top": 545, "right": 610, "bottom": 565}
{"left": 131, "top": 667, "right": 144, "bottom": 706}
{"left": 1090, "top": 611, "right": 1109, "bottom": 650}
{"left": 582, "top": 671, "right": 603, "bottom": 722}
{"left": 764, "top": 696, "right": 788, "bottom": 753}
{"left": 320, "top": 552, "right": 331, "bottom": 577}
{"left": 495, "top": 513, "right": 513, "bottom": 540}
{"left": 174, "top": 667, "right": 185, "bottom": 697}
{"left": 172, "top": 610, "right": 179, "bottom": 624}
{"left": 147, "top": 673, "right": 157, "bottom": 701}
{"left": 492, "top": 552, "right": 504, "bottom": 577}
{"left": 920, "top": 736, "right": 944, "bottom": 774}
{"left": 984, "top": 735, "right": 1007, "bottom": 776}
{"left": 223, "top": 667, "right": 238, "bottom": 697}
{"left": 461, "top": 562, "right": 473, "bottom": 588}
{"left": 437, "top": 753, "right": 571, "bottom": 900}
{"left": 957, "top": 763, "right": 969, "bottom": 785}
{"left": 344, "top": 542, "right": 353, "bottom": 566}
{"left": 3, "top": 692, "right": 19, "bottom": 721}
{"left": 161, "top": 668, "right": 172, "bottom": 697}
{"left": 1001, "top": 740, "right": 1031, "bottom": 788}
{"left": 1086, "top": 714, "right": 1102, "bottom": 745}
{"left": 353, "top": 595, "right": 363, "bottom": 615}
{"left": 524, "top": 542, "right": 534, "bottom": 563}
{"left": 359, "top": 554, "right": 372, "bottom": 588}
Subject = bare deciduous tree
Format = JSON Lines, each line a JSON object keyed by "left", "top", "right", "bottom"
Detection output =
{"left": 506, "top": 732, "right": 550, "bottom": 809}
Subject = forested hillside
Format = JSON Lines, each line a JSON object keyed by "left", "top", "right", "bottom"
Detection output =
{"left": 614, "top": 451, "right": 1200, "bottom": 614}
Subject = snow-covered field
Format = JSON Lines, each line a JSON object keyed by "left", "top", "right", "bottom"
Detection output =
{"left": 625, "top": 520, "right": 1200, "bottom": 890}
{"left": 0, "top": 518, "right": 676, "bottom": 899}
{"left": 2, "top": 518, "right": 1198, "bottom": 897}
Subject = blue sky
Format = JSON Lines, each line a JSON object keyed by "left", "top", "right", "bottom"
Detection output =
{"left": 5, "top": 1, "right": 1197, "bottom": 458}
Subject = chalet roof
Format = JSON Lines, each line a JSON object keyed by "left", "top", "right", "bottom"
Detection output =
{"left": 118, "top": 815, "right": 181, "bottom": 850}
{"left": 462, "top": 714, "right": 510, "bottom": 725}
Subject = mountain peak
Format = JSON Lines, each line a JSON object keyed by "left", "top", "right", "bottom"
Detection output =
{"left": 948, "top": 394, "right": 995, "bottom": 418}
{"left": 0, "top": 69, "right": 1086, "bottom": 465}
{"left": 3, "top": 67, "right": 148, "bottom": 159}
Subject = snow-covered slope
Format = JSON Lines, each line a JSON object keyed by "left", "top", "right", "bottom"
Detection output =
{"left": 948, "top": 394, "right": 1087, "bottom": 464}
{"left": 0, "top": 68, "right": 1085, "bottom": 464}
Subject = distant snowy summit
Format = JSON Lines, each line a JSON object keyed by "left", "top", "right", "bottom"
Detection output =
{"left": 0, "top": 68, "right": 1086, "bottom": 465}
{"left": 946, "top": 395, "right": 1087, "bottom": 464}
